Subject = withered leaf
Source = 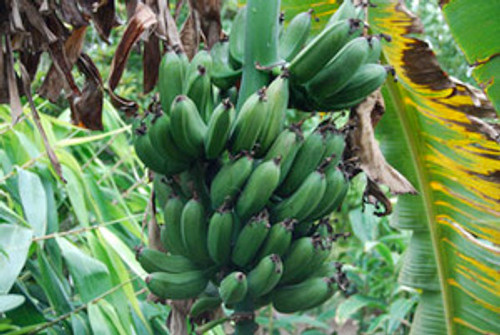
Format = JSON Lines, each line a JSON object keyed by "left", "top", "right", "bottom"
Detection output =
{"left": 180, "top": 11, "right": 200, "bottom": 59}
{"left": 5, "top": 34, "right": 23, "bottom": 125}
{"left": 190, "top": 0, "right": 221, "bottom": 48}
{"left": 70, "top": 53, "right": 103, "bottom": 130}
{"left": 350, "top": 91, "right": 417, "bottom": 195}
{"left": 143, "top": 34, "right": 161, "bottom": 94}
{"left": 60, "top": 0, "right": 88, "bottom": 27}
{"left": 19, "top": 63, "right": 66, "bottom": 183}
{"left": 108, "top": 2, "right": 157, "bottom": 91}
{"left": 39, "top": 26, "right": 87, "bottom": 102}
{"left": 107, "top": 87, "right": 139, "bottom": 117}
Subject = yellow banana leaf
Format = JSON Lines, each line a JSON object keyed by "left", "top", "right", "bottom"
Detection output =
{"left": 279, "top": 1, "right": 500, "bottom": 334}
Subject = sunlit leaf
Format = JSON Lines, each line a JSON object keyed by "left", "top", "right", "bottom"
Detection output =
{"left": 17, "top": 169, "right": 47, "bottom": 237}
{"left": 0, "top": 294, "right": 25, "bottom": 313}
{"left": 0, "top": 225, "right": 32, "bottom": 294}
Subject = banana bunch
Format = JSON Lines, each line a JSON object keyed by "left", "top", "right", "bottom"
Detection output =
{"left": 132, "top": 0, "right": 389, "bottom": 320}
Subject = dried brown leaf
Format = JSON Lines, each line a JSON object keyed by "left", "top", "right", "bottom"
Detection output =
{"left": 107, "top": 87, "right": 139, "bottom": 116}
{"left": 39, "top": 26, "right": 87, "bottom": 102}
{"left": 191, "top": 0, "right": 221, "bottom": 48}
{"left": 108, "top": 2, "right": 157, "bottom": 91}
{"left": 180, "top": 11, "right": 200, "bottom": 59}
{"left": 165, "top": 2, "right": 183, "bottom": 50}
{"left": 5, "top": 35, "right": 23, "bottom": 125}
{"left": 60, "top": 0, "right": 88, "bottom": 27}
{"left": 351, "top": 91, "right": 417, "bottom": 195}
{"left": 19, "top": 63, "right": 66, "bottom": 183}
{"left": 69, "top": 53, "right": 103, "bottom": 130}
{"left": 143, "top": 34, "right": 161, "bottom": 94}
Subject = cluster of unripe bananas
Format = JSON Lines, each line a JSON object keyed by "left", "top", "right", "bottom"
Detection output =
{"left": 133, "top": 0, "right": 384, "bottom": 321}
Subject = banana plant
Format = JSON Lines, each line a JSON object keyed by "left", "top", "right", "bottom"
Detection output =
{"left": 278, "top": 1, "right": 499, "bottom": 335}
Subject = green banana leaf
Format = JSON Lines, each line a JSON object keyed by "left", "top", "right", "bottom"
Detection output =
{"left": 279, "top": 1, "right": 500, "bottom": 334}
{"left": 440, "top": 1, "right": 500, "bottom": 112}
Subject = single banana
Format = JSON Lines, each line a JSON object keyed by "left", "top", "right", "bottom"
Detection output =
{"left": 271, "top": 169, "right": 327, "bottom": 222}
{"left": 186, "top": 65, "right": 213, "bottom": 122}
{"left": 257, "top": 219, "right": 295, "bottom": 259}
{"left": 279, "top": 237, "right": 315, "bottom": 285}
{"left": 306, "top": 166, "right": 348, "bottom": 221}
{"left": 170, "top": 95, "right": 207, "bottom": 158}
{"left": 320, "top": 125, "right": 346, "bottom": 166}
{"left": 209, "top": 154, "right": 254, "bottom": 208}
{"left": 279, "top": 10, "right": 313, "bottom": 62}
{"left": 231, "top": 212, "right": 271, "bottom": 267}
{"left": 229, "top": 89, "right": 268, "bottom": 154}
{"left": 327, "top": 0, "right": 358, "bottom": 27}
{"left": 272, "top": 277, "right": 335, "bottom": 313}
{"left": 219, "top": 272, "right": 248, "bottom": 305}
{"left": 136, "top": 247, "right": 199, "bottom": 273}
{"left": 247, "top": 254, "right": 283, "bottom": 297}
{"left": 162, "top": 195, "right": 187, "bottom": 255}
{"left": 235, "top": 158, "right": 281, "bottom": 220}
{"left": 366, "top": 35, "right": 382, "bottom": 64}
{"left": 146, "top": 270, "right": 208, "bottom": 300}
{"left": 204, "top": 99, "right": 235, "bottom": 159}
{"left": 180, "top": 197, "right": 212, "bottom": 264}
{"left": 158, "top": 51, "right": 184, "bottom": 115}
{"left": 148, "top": 114, "right": 193, "bottom": 165}
{"left": 264, "top": 128, "right": 304, "bottom": 184}
{"left": 207, "top": 209, "right": 234, "bottom": 265}
{"left": 277, "top": 129, "right": 325, "bottom": 197}
{"left": 256, "top": 75, "right": 288, "bottom": 156}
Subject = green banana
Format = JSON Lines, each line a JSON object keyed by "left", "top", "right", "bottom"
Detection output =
{"left": 306, "top": 37, "right": 370, "bottom": 99}
{"left": 247, "top": 254, "right": 283, "bottom": 297}
{"left": 327, "top": 0, "right": 358, "bottom": 27}
{"left": 279, "top": 10, "right": 312, "bottom": 62}
{"left": 204, "top": 99, "right": 235, "bottom": 159}
{"left": 146, "top": 270, "right": 208, "bottom": 300}
{"left": 170, "top": 95, "right": 207, "bottom": 158}
{"left": 271, "top": 169, "right": 327, "bottom": 222}
{"left": 306, "top": 166, "right": 348, "bottom": 221}
{"left": 279, "top": 237, "right": 315, "bottom": 285}
{"left": 282, "top": 237, "right": 330, "bottom": 285}
{"left": 256, "top": 75, "right": 288, "bottom": 156}
{"left": 288, "top": 19, "right": 363, "bottom": 84}
{"left": 148, "top": 114, "right": 193, "bottom": 165}
{"left": 158, "top": 51, "right": 184, "bottom": 115}
{"left": 231, "top": 212, "right": 271, "bottom": 267}
{"left": 257, "top": 219, "right": 295, "bottom": 259}
{"left": 229, "top": 89, "right": 268, "bottom": 154}
{"left": 134, "top": 124, "right": 171, "bottom": 175}
{"left": 190, "top": 296, "right": 222, "bottom": 318}
{"left": 235, "top": 158, "right": 281, "bottom": 220}
{"left": 219, "top": 272, "right": 248, "bottom": 305}
{"left": 207, "top": 209, "right": 234, "bottom": 265}
{"left": 277, "top": 129, "right": 325, "bottom": 197}
{"left": 154, "top": 174, "right": 172, "bottom": 209}
{"left": 162, "top": 195, "right": 187, "bottom": 255}
{"left": 366, "top": 35, "right": 382, "bottom": 64}
{"left": 136, "top": 247, "right": 199, "bottom": 273}
{"left": 229, "top": 7, "right": 246, "bottom": 68}
{"left": 180, "top": 197, "right": 211, "bottom": 264}
{"left": 187, "top": 50, "right": 213, "bottom": 77}
{"left": 209, "top": 154, "right": 254, "bottom": 208}
{"left": 320, "top": 125, "right": 346, "bottom": 166}
{"left": 211, "top": 39, "right": 242, "bottom": 90}
{"left": 316, "top": 63, "right": 388, "bottom": 110}
{"left": 264, "top": 128, "right": 304, "bottom": 184}
{"left": 186, "top": 65, "right": 213, "bottom": 122}
{"left": 272, "top": 277, "right": 335, "bottom": 313}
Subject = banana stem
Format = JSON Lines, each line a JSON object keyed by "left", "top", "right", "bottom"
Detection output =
{"left": 237, "top": 0, "right": 281, "bottom": 110}
{"left": 233, "top": 296, "right": 257, "bottom": 335}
